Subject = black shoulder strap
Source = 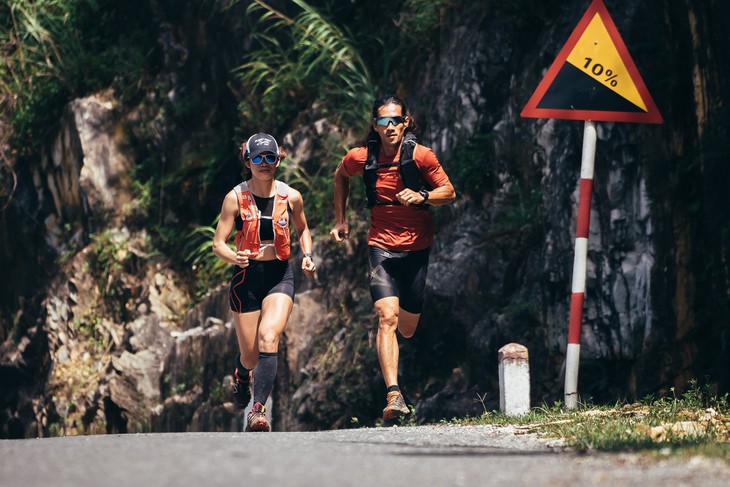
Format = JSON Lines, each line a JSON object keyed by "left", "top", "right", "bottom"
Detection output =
{"left": 364, "top": 135, "right": 380, "bottom": 209}
{"left": 398, "top": 132, "right": 424, "bottom": 193}
{"left": 363, "top": 132, "right": 426, "bottom": 209}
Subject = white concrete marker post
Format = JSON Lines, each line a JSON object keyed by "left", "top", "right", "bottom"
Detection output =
{"left": 498, "top": 343, "right": 530, "bottom": 416}
{"left": 564, "top": 120, "right": 597, "bottom": 410}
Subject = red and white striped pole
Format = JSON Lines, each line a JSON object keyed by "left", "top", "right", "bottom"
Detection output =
{"left": 564, "top": 120, "right": 597, "bottom": 409}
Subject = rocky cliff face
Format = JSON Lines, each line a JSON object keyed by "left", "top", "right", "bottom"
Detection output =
{"left": 405, "top": 0, "right": 729, "bottom": 404}
{"left": 1, "top": 0, "right": 728, "bottom": 437}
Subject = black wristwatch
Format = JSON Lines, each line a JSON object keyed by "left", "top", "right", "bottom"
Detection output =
{"left": 303, "top": 252, "right": 313, "bottom": 259}
{"left": 417, "top": 189, "right": 430, "bottom": 206}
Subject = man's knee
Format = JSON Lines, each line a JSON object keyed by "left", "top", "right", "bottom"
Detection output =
{"left": 377, "top": 307, "right": 399, "bottom": 331}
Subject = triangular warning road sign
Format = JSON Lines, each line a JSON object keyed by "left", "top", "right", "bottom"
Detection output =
{"left": 521, "top": 0, "right": 662, "bottom": 123}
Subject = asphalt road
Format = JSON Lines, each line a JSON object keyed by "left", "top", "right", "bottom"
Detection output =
{"left": 2, "top": 424, "right": 728, "bottom": 487}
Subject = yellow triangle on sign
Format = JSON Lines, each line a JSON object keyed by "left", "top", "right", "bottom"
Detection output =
{"left": 520, "top": 0, "right": 662, "bottom": 124}
{"left": 566, "top": 13, "right": 647, "bottom": 111}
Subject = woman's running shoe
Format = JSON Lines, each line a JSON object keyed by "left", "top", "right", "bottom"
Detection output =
{"left": 246, "top": 402, "right": 270, "bottom": 432}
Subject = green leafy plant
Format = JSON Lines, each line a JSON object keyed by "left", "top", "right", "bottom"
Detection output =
{"left": 1, "top": 0, "right": 70, "bottom": 154}
{"left": 208, "top": 379, "right": 229, "bottom": 406}
{"left": 459, "top": 380, "right": 730, "bottom": 458}
{"left": 399, "top": 0, "right": 456, "bottom": 47}
{"left": 72, "top": 312, "right": 109, "bottom": 352}
{"left": 87, "top": 229, "right": 129, "bottom": 302}
{"left": 184, "top": 218, "right": 235, "bottom": 298}
{"left": 1, "top": 0, "right": 156, "bottom": 156}
{"left": 278, "top": 135, "right": 355, "bottom": 228}
{"left": 232, "top": 0, "right": 374, "bottom": 129}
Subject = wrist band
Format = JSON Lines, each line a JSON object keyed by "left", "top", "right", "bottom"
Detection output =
{"left": 303, "top": 252, "right": 313, "bottom": 258}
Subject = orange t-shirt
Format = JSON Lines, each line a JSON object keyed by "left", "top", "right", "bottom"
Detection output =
{"left": 342, "top": 144, "right": 450, "bottom": 251}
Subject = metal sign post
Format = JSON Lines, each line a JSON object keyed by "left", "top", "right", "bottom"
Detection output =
{"left": 521, "top": 0, "right": 662, "bottom": 409}
{"left": 564, "top": 120, "right": 596, "bottom": 408}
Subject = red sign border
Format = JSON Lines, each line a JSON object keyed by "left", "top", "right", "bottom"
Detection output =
{"left": 521, "top": 0, "right": 663, "bottom": 124}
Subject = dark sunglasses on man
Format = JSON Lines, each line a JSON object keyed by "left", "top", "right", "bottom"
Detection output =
{"left": 374, "top": 116, "right": 406, "bottom": 127}
{"left": 251, "top": 153, "right": 278, "bottom": 164}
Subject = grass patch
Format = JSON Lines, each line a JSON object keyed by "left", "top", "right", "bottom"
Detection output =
{"left": 454, "top": 380, "right": 730, "bottom": 460}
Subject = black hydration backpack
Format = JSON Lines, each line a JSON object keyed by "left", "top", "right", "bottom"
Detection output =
{"left": 363, "top": 132, "right": 426, "bottom": 209}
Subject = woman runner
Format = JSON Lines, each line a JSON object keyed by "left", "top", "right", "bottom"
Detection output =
{"left": 213, "top": 133, "right": 316, "bottom": 431}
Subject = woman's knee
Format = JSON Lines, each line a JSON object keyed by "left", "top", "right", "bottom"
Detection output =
{"left": 258, "top": 329, "right": 280, "bottom": 351}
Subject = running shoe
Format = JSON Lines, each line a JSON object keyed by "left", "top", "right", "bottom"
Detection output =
{"left": 382, "top": 391, "right": 410, "bottom": 421}
{"left": 246, "top": 402, "right": 270, "bottom": 432}
{"left": 232, "top": 368, "right": 252, "bottom": 409}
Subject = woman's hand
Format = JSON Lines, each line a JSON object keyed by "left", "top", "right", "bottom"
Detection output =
{"left": 235, "top": 249, "right": 254, "bottom": 268}
{"left": 302, "top": 255, "right": 316, "bottom": 277}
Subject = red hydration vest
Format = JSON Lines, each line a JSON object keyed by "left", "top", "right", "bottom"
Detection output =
{"left": 233, "top": 180, "right": 291, "bottom": 260}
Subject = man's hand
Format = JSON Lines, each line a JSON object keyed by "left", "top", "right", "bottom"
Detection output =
{"left": 330, "top": 222, "right": 350, "bottom": 242}
{"left": 396, "top": 188, "right": 426, "bottom": 206}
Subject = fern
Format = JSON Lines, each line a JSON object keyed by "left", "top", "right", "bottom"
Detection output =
{"left": 232, "top": 0, "right": 374, "bottom": 128}
{"left": 1, "top": 1, "right": 69, "bottom": 111}
{"left": 184, "top": 219, "right": 235, "bottom": 298}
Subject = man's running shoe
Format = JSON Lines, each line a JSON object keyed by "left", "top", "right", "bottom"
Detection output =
{"left": 246, "top": 402, "right": 270, "bottom": 432}
{"left": 382, "top": 391, "right": 410, "bottom": 421}
{"left": 232, "top": 369, "right": 252, "bottom": 409}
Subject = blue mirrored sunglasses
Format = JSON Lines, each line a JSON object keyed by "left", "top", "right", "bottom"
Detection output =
{"left": 251, "top": 153, "right": 277, "bottom": 164}
{"left": 374, "top": 116, "right": 406, "bottom": 127}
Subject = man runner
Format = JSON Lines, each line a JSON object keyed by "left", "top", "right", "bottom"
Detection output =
{"left": 330, "top": 94, "right": 456, "bottom": 421}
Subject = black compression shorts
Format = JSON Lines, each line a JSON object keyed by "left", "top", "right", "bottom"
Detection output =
{"left": 229, "top": 259, "right": 295, "bottom": 314}
{"left": 368, "top": 245, "right": 430, "bottom": 314}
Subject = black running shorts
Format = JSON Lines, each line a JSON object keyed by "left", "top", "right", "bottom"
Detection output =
{"left": 229, "top": 259, "right": 295, "bottom": 313}
{"left": 368, "top": 245, "right": 430, "bottom": 314}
